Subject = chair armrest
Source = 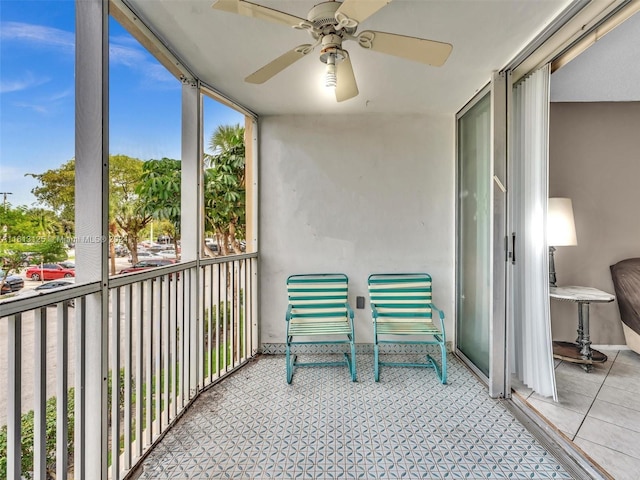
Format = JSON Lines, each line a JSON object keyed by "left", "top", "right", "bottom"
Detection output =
{"left": 430, "top": 303, "right": 445, "bottom": 320}
{"left": 345, "top": 302, "right": 355, "bottom": 319}
{"left": 430, "top": 303, "right": 446, "bottom": 332}
{"left": 370, "top": 304, "right": 379, "bottom": 320}
{"left": 286, "top": 304, "right": 293, "bottom": 321}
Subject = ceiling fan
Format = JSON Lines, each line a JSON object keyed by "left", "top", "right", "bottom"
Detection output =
{"left": 211, "top": 0, "right": 453, "bottom": 102}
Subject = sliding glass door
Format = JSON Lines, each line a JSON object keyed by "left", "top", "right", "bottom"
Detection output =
{"left": 456, "top": 74, "right": 508, "bottom": 398}
{"left": 456, "top": 90, "right": 492, "bottom": 377}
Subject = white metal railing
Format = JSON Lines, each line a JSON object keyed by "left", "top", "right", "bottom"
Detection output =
{"left": 0, "top": 253, "right": 258, "bottom": 479}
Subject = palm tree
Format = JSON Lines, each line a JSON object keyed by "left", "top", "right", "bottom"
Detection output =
{"left": 204, "top": 124, "right": 246, "bottom": 256}
{"left": 206, "top": 124, "right": 245, "bottom": 163}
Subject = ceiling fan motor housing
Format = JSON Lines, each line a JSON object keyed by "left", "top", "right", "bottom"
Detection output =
{"left": 307, "top": 1, "right": 357, "bottom": 34}
{"left": 307, "top": 2, "right": 340, "bottom": 25}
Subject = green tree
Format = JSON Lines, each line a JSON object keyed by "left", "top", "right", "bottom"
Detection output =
{"left": 109, "top": 155, "right": 152, "bottom": 266}
{"left": 203, "top": 124, "right": 246, "bottom": 255}
{"left": 27, "top": 159, "right": 76, "bottom": 226}
{"left": 27, "top": 207, "right": 65, "bottom": 238}
{"left": 27, "top": 156, "right": 152, "bottom": 271}
{"left": 0, "top": 205, "right": 67, "bottom": 293}
{"left": 136, "top": 158, "right": 181, "bottom": 253}
{"left": 0, "top": 204, "right": 41, "bottom": 239}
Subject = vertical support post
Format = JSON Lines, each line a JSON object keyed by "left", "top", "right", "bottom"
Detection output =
{"left": 489, "top": 70, "right": 509, "bottom": 399}
{"left": 180, "top": 81, "right": 201, "bottom": 262}
{"left": 75, "top": 0, "right": 109, "bottom": 477}
{"left": 244, "top": 117, "right": 258, "bottom": 253}
{"left": 181, "top": 81, "right": 201, "bottom": 393}
{"left": 245, "top": 119, "right": 259, "bottom": 359}
{"left": 251, "top": 257, "right": 259, "bottom": 358}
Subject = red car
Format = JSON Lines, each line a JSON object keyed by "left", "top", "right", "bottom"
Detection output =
{"left": 26, "top": 263, "right": 76, "bottom": 281}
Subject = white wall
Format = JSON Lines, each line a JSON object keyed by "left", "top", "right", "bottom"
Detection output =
{"left": 258, "top": 113, "right": 455, "bottom": 345}
{"left": 549, "top": 102, "right": 640, "bottom": 345}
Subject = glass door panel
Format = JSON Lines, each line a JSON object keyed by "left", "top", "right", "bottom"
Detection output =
{"left": 456, "top": 92, "right": 491, "bottom": 377}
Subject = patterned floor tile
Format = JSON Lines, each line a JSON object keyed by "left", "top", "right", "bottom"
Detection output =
{"left": 138, "top": 354, "right": 574, "bottom": 479}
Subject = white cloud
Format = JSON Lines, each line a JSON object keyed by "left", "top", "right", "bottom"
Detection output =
{"left": 109, "top": 42, "right": 148, "bottom": 67}
{"left": 110, "top": 38, "right": 177, "bottom": 87}
{"left": 0, "top": 73, "right": 50, "bottom": 94}
{"left": 8, "top": 87, "right": 72, "bottom": 114}
{"left": 0, "top": 21, "right": 74, "bottom": 52}
{"left": 47, "top": 88, "right": 73, "bottom": 102}
{"left": 11, "top": 101, "right": 50, "bottom": 114}
{"left": 1, "top": 21, "right": 177, "bottom": 91}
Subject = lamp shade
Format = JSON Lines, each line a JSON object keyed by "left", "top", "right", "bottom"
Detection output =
{"left": 548, "top": 197, "right": 577, "bottom": 246}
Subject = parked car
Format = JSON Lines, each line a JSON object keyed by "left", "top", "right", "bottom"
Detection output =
{"left": 20, "top": 252, "right": 40, "bottom": 266}
{"left": 58, "top": 261, "right": 75, "bottom": 269}
{"left": 128, "top": 251, "right": 163, "bottom": 264}
{"left": 18, "top": 279, "right": 76, "bottom": 307}
{"left": 25, "top": 263, "right": 76, "bottom": 281}
{"left": 204, "top": 239, "right": 219, "bottom": 252}
{"left": 0, "top": 269, "right": 25, "bottom": 294}
{"left": 119, "top": 259, "right": 176, "bottom": 275}
{"left": 158, "top": 249, "right": 178, "bottom": 259}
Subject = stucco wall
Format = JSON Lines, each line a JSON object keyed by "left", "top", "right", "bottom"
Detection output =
{"left": 549, "top": 102, "right": 640, "bottom": 346}
{"left": 258, "top": 114, "right": 455, "bottom": 345}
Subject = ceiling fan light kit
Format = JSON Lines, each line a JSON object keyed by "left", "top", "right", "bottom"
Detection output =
{"left": 212, "top": 0, "right": 453, "bottom": 102}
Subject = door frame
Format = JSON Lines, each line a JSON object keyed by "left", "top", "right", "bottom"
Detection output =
{"left": 455, "top": 72, "right": 509, "bottom": 399}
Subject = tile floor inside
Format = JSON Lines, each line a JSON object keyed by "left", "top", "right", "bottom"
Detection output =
{"left": 138, "top": 353, "right": 577, "bottom": 479}
{"left": 512, "top": 348, "right": 640, "bottom": 480}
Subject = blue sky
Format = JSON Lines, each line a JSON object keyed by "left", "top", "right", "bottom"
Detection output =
{"left": 0, "top": 0, "right": 244, "bottom": 208}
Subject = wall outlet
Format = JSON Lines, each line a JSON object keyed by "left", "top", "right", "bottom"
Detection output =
{"left": 356, "top": 296, "right": 365, "bottom": 309}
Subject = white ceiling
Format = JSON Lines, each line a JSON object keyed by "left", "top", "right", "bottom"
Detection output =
{"left": 551, "top": 10, "right": 640, "bottom": 102}
{"left": 125, "top": 0, "right": 574, "bottom": 115}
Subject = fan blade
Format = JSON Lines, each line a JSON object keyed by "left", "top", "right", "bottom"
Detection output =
{"left": 359, "top": 30, "right": 452, "bottom": 66}
{"left": 335, "top": 52, "right": 358, "bottom": 102}
{"left": 212, "top": 0, "right": 305, "bottom": 28}
{"left": 336, "top": 0, "right": 392, "bottom": 25}
{"left": 245, "top": 45, "right": 313, "bottom": 84}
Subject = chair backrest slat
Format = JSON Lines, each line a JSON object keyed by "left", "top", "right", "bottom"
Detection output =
{"left": 287, "top": 274, "right": 349, "bottom": 321}
{"left": 368, "top": 273, "right": 433, "bottom": 321}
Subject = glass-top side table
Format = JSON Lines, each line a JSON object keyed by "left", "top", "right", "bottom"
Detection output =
{"left": 550, "top": 286, "right": 615, "bottom": 372}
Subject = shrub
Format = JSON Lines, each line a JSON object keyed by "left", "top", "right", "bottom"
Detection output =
{"left": 0, "top": 389, "right": 74, "bottom": 479}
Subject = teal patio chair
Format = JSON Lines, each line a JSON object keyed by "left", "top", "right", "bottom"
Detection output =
{"left": 368, "top": 273, "right": 446, "bottom": 383}
{"left": 286, "top": 273, "right": 357, "bottom": 383}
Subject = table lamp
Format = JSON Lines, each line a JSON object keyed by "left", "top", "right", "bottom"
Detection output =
{"left": 548, "top": 197, "right": 577, "bottom": 287}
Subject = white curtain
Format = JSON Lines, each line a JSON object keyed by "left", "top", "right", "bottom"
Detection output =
{"left": 510, "top": 64, "right": 557, "bottom": 400}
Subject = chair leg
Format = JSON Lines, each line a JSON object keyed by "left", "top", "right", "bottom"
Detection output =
{"left": 350, "top": 340, "right": 357, "bottom": 382}
{"left": 374, "top": 341, "right": 380, "bottom": 382}
{"left": 440, "top": 342, "right": 447, "bottom": 384}
{"left": 286, "top": 342, "right": 293, "bottom": 384}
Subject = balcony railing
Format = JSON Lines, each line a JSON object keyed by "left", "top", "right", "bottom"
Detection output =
{"left": 0, "top": 253, "right": 258, "bottom": 479}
